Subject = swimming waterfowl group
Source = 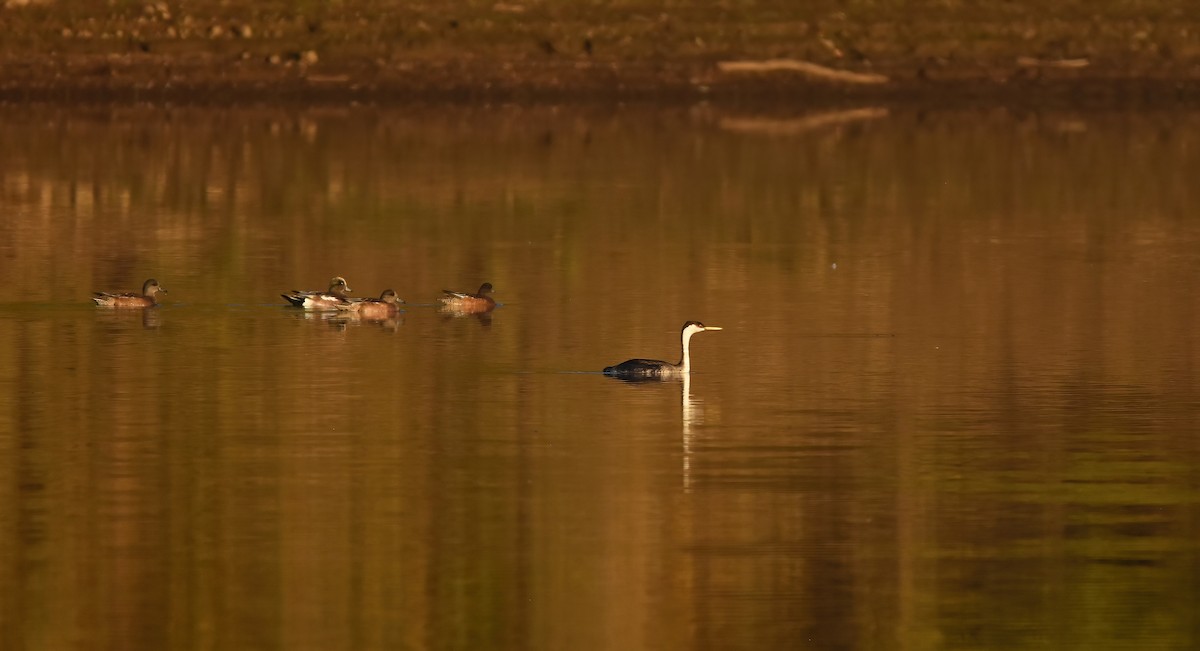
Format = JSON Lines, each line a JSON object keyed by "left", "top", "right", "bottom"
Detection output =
{"left": 93, "top": 276, "right": 492, "bottom": 317}
{"left": 93, "top": 276, "right": 722, "bottom": 378}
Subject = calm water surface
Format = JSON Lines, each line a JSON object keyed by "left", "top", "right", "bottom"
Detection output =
{"left": 0, "top": 105, "right": 1198, "bottom": 650}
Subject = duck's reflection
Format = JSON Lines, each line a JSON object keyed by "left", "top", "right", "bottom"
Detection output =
{"left": 439, "top": 309, "right": 493, "bottom": 327}
{"left": 94, "top": 305, "right": 162, "bottom": 330}
{"left": 291, "top": 309, "right": 406, "bottom": 333}
{"left": 335, "top": 313, "right": 405, "bottom": 332}
{"left": 287, "top": 308, "right": 348, "bottom": 332}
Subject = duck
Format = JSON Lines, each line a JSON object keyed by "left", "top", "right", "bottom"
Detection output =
{"left": 439, "top": 282, "right": 496, "bottom": 314}
{"left": 282, "top": 276, "right": 352, "bottom": 310}
{"left": 92, "top": 279, "right": 167, "bottom": 308}
{"left": 336, "top": 289, "right": 404, "bottom": 319}
{"left": 603, "top": 321, "right": 723, "bottom": 380}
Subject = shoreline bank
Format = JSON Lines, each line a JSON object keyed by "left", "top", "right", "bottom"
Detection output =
{"left": 3, "top": 1, "right": 1199, "bottom": 106}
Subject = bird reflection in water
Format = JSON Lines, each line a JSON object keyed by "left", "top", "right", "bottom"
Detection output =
{"left": 335, "top": 313, "right": 405, "bottom": 332}
{"left": 601, "top": 321, "right": 724, "bottom": 491}
{"left": 94, "top": 305, "right": 162, "bottom": 330}
{"left": 440, "top": 310, "right": 493, "bottom": 327}
{"left": 439, "top": 283, "right": 497, "bottom": 326}
{"left": 605, "top": 368, "right": 705, "bottom": 491}
{"left": 682, "top": 372, "right": 699, "bottom": 491}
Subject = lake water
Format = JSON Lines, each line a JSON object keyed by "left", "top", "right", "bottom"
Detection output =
{"left": 0, "top": 103, "right": 1198, "bottom": 650}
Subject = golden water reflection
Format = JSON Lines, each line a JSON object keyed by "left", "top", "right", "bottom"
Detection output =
{"left": 0, "top": 105, "right": 1198, "bottom": 650}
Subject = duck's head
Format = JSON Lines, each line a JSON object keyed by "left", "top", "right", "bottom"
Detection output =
{"left": 329, "top": 277, "right": 352, "bottom": 294}
{"left": 142, "top": 279, "right": 166, "bottom": 296}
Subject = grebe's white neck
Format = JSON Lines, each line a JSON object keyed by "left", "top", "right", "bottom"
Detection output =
{"left": 678, "top": 322, "right": 721, "bottom": 373}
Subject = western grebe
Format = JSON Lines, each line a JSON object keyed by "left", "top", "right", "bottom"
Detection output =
{"left": 439, "top": 282, "right": 496, "bottom": 313}
{"left": 337, "top": 289, "right": 404, "bottom": 318}
{"left": 92, "top": 279, "right": 167, "bottom": 307}
{"left": 282, "top": 276, "right": 352, "bottom": 310}
{"left": 603, "top": 321, "right": 723, "bottom": 379}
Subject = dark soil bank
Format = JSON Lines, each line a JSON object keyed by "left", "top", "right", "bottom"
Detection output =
{"left": 3, "top": 0, "right": 1200, "bottom": 104}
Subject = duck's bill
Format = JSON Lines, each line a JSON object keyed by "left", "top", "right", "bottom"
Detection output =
{"left": 705, "top": 326, "right": 723, "bottom": 330}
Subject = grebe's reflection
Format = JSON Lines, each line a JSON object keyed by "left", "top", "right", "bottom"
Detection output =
{"left": 682, "top": 372, "right": 697, "bottom": 491}
{"left": 605, "top": 371, "right": 703, "bottom": 491}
